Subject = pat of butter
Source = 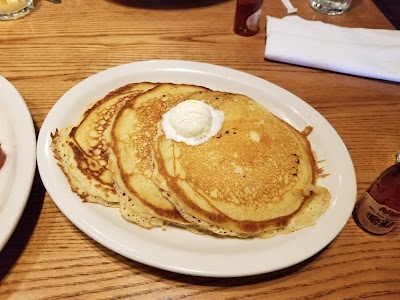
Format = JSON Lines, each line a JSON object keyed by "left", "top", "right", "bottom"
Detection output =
{"left": 162, "top": 100, "right": 224, "bottom": 146}
{"left": 170, "top": 100, "right": 212, "bottom": 139}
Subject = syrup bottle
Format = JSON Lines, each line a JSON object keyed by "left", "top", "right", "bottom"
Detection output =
{"left": 353, "top": 151, "right": 400, "bottom": 235}
{"left": 233, "top": 0, "right": 263, "bottom": 36}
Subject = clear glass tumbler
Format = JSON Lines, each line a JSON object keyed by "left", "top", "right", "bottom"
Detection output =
{"left": 0, "top": 0, "right": 34, "bottom": 20}
{"left": 308, "top": 0, "right": 352, "bottom": 15}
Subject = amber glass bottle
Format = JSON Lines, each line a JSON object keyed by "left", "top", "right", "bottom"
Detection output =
{"left": 233, "top": 0, "right": 263, "bottom": 36}
{"left": 353, "top": 154, "right": 400, "bottom": 235}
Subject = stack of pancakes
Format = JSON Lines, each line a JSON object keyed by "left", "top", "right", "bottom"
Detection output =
{"left": 51, "top": 82, "right": 330, "bottom": 238}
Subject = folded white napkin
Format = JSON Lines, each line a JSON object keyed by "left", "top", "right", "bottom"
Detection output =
{"left": 265, "top": 16, "right": 400, "bottom": 83}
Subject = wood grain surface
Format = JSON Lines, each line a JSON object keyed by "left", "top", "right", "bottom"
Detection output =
{"left": 1, "top": 0, "right": 399, "bottom": 299}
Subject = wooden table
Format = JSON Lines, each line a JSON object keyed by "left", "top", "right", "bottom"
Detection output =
{"left": 1, "top": 0, "right": 399, "bottom": 298}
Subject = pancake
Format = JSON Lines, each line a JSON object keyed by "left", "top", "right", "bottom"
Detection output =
{"left": 52, "top": 80, "right": 330, "bottom": 239}
{"left": 51, "top": 82, "right": 157, "bottom": 206}
{"left": 151, "top": 91, "right": 330, "bottom": 237}
{"left": 106, "top": 83, "right": 209, "bottom": 228}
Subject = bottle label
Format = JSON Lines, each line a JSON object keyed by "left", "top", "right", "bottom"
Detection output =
{"left": 355, "top": 192, "right": 400, "bottom": 234}
{"left": 246, "top": 8, "right": 261, "bottom": 31}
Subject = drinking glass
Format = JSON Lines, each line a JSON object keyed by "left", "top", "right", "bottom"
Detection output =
{"left": 0, "top": 0, "right": 34, "bottom": 20}
{"left": 308, "top": 0, "right": 352, "bottom": 15}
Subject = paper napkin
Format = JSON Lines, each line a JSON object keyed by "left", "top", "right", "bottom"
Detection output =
{"left": 265, "top": 16, "right": 400, "bottom": 83}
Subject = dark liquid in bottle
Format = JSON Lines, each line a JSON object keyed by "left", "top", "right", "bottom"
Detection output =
{"left": 369, "top": 163, "right": 400, "bottom": 210}
{"left": 353, "top": 162, "right": 400, "bottom": 234}
{"left": 234, "top": 0, "right": 262, "bottom": 36}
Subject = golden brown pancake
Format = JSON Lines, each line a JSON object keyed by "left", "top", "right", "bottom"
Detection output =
{"left": 52, "top": 80, "right": 330, "bottom": 239}
{"left": 51, "top": 82, "right": 157, "bottom": 206}
{"left": 106, "top": 83, "right": 209, "bottom": 228}
{"left": 151, "top": 90, "right": 330, "bottom": 237}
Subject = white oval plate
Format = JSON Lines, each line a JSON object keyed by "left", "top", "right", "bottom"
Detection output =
{"left": 0, "top": 75, "right": 36, "bottom": 252}
{"left": 37, "top": 60, "right": 356, "bottom": 277}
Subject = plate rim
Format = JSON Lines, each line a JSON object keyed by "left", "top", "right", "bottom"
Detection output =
{"left": 0, "top": 75, "right": 37, "bottom": 252}
{"left": 36, "top": 60, "right": 357, "bottom": 277}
